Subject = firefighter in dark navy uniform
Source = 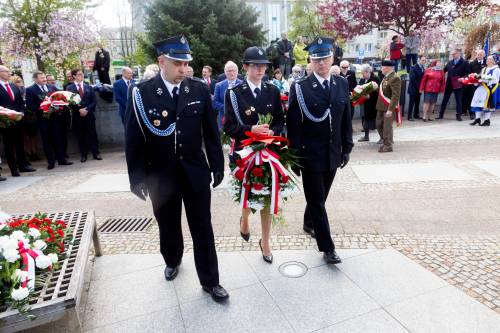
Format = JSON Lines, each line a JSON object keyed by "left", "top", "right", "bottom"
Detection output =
{"left": 287, "top": 37, "right": 354, "bottom": 264}
{"left": 125, "top": 35, "right": 229, "bottom": 302}
{"left": 223, "top": 46, "right": 284, "bottom": 264}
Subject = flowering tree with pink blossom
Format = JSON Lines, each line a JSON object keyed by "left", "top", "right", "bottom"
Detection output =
{"left": 0, "top": 0, "right": 98, "bottom": 72}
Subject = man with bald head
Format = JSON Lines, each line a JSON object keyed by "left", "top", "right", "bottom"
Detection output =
{"left": 113, "top": 67, "right": 135, "bottom": 124}
{"left": 0, "top": 65, "right": 36, "bottom": 176}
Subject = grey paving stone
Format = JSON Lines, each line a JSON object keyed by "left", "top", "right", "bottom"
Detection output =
{"left": 337, "top": 249, "right": 447, "bottom": 306}
{"left": 316, "top": 309, "right": 409, "bottom": 333}
{"left": 84, "top": 306, "right": 185, "bottom": 333}
{"left": 174, "top": 252, "right": 260, "bottom": 303}
{"left": 241, "top": 249, "right": 377, "bottom": 282}
{"left": 263, "top": 265, "right": 380, "bottom": 332}
{"left": 386, "top": 285, "right": 500, "bottom": 333}
{"left": 67, "top": 173, "right": 130, "bottom": 193}
{"left": 0, "top": 176, "right": 44, "bottom": 194}
{"left": 83, "top": 265, "right": 178, "bottom": 330}
{"left": 180, "top": 283, "right": 293, "bottom": 333}
{"left": 91, "top": 254, "right": 164, "bottom": 281}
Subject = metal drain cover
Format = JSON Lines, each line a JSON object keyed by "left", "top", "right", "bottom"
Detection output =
{"left": 278, "top": 261, "right": 308, "bottom": 278}
{"left": 98, "top": 217, "right": 153, "bottom": 233}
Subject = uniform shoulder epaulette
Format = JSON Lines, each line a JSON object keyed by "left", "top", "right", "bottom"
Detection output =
{"left": 187, "top": 76, "right": 204, "bottom": 84}
{"left": 230, "top": 81, "right": 245, "bottom": 91}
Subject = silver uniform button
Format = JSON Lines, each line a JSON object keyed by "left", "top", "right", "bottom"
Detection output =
{"left": 179, "top": 156, "right": 183, "bottom": 160}
{"left": 177, "top": 130, "right": 181, "bottom": 134}
{"left": 179, "top": 143, "right": 183, "bottom": 148}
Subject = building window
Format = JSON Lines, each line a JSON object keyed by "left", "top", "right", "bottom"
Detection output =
{"left": 355, "top": 44, "right": 360, "bottom": 52}
{"left": 379, "top": 32, "right": 387, "bottom": 39}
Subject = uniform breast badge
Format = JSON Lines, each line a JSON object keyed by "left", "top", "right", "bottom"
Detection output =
{"left": 184, "top": 86, "right": 190, "bottom": 93}
{"left": 153, "top": 119, "right": 161, "bottom": 127}
{"left": 157, "top": 88, "right": 163, "bottom": 95}
{"left": 245, "top": 109, "right": 252, "bottom": 116}
{"left": 162, "top": 110, "right": 168, "bottom": 118}
{"left": 250, "top": 106, "right": 255, "bottom": 112}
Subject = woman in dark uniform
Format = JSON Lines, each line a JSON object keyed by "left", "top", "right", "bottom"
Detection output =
{"left": 223, "top": 46, "right": 284, "bottom": 263}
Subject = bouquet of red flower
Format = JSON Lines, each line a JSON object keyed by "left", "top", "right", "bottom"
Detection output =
{"left": 230, "top": 114, "right": 299, "bottom": 220}
{"left": 458, "top": 73, "right": 481, "bottom": 85}
{"left": 351, "top": 81, "right": 379, "bottom": 106}
{"left": 0, "top": 106, "right": 24, "bottom": 128}
{"left": 0, "top": 212, "right": 68, "bottom": 316}
{"left": 40, "top": 91, "right": 81, "bottom": 118}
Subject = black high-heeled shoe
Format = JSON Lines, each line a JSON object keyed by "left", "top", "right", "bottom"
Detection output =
{"left": 259, "top": 239, "right": 273, "bottom": 264}
{"left": 240, "top": 217, "right": 250, "bottom": 242}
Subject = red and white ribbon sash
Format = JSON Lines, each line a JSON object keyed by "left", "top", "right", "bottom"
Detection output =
{"left": 378, "top": 86, "right": 402, "bottom": 126}
{"left": 17, "top": 241, "right": 45, "bottom": 290}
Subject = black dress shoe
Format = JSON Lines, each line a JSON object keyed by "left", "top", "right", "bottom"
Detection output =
{"left": 414, "top": 115, "right": 421, "bottom": 119}
{"left": 19, "top": 166, "right": 36, "bottom": 172}
{"left": 303, "top": 225, "right": 315, "bottom": 238}
{"left": 470, "top": 118, "right": 481, "bottom": 126}
{"left": 93, "top": 154, "right": 102, "bottom": 160}
{"left": 80, "top": 156, "right": 87, "bottom": 163}
{"left": 456, "top": 115, "right": 462, "bottom": 121}
{"left": 0, "top": 175, "right": 6, "bottom": 181}
{"left": 239, "top": 217, "right": 250, "bottom": 242}
{"left": 58, "top": 159, "right": 73, "bottom": 166}
{"left": 202, "top": 285, "right": 229, "bottom": 302}
{"left": 259, "top": 239, "right": 273, "bottom": 264}
{"left": 164, "top": 266, "right": 178, "bottom": 281}
{"left": 11, "top": 170, "right": 20, "bottom": 177}
{"left": 480, "top": 119, "right": 490, "bottom": 126}
{"left": 324, "top": 250, "right": 342, "bottom": 264}
{"left": 47, "top": 163, "right": 55, "bottom": 170}
{"left": 436, "top": 116, "right": 443, "bottom": 119}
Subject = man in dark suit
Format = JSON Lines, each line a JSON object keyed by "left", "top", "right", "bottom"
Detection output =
{"left": 113, "top": 67, "right": 135, "bottom": 124}
{"left": 464, "top": 50, "right": 486, "bottom": 119}
{"left": 125, "top": 35, "right": 228, "bottom": 302}
{"left": 277, "top": 32, "right": 293, "bottom": 77}
{"left": 438, "top": 49, "right": 470, "bottom": 121}
{"left": 201, "top": 66, "right": 216, "bottom": 95}
{"left": 287, "top": 37, "right": 353, "bottom": 264}
{"left": 66, "top": 69, "right": 102, "bottom": 162}
{"left": 213, "top": 61, "right": 242, "bottom": 129}
{"left": 407, "top": 55, "right": 426, "bottom": 121}
{"left": 0, "top": 65, "right": 36, "bottom": 176}
{"left": 93, "top": 44, "right": 111, "bottom": 84}
{"left": 25, "top": 71, "right": 73, "bottom": 169}
{"left": 339, "top": 60, "right": 357, "bottom": 118}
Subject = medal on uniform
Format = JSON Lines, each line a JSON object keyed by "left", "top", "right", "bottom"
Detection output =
{"left": 312, "top": 82, "right": 318, "bottom": 88}
{"left": 245, "top": 109, "right": 252, "bottom": 116}
{"left": 250, "top": 106, "right": 255, "bottom": 112}
{"left": 157, "top": 88, "right": 163, "bottom": 95}
{"left": 161, "top": 110, "right": 168, "bottom": 117}
{"left": 153, "top": 119, "right": 161, "bottom": 127}
{"left": 184, "top": 86, "right": 189, "bottom": 93}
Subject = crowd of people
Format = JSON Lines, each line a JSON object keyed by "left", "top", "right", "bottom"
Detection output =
{"left": 0, "top": 66, "right": 103, "bottom": 181}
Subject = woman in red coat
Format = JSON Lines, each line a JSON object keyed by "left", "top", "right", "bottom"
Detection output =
{"left": 419, "top": 60, "right": 445, "bottom": 121}
{"left": 390, "top": 35, "right": 405, "bottom": 72}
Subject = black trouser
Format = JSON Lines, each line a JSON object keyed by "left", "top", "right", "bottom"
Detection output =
{"left": 38, "top": 113, "right": 65, "bottom": 164}
{"left": 149, "top": 166, "right": 219, "bottom": 287}
{"left": 362, "top": 118, "right": 376, "bottom": 138}
{"left": 73, "top": 112, "right": 99, "bottom": 157}
{"left": 302, "top": 169, "right": 336, "bottom": 252}
{"left": 462, "top": 85, "right": 476, "bottom": 116}
{"left": 0, "top": 123, "right": 28, "bottom": 173}
{"left": 439, "top": 85, "right": 463, "bottom": 117}
{"left": 408, "top": 93, "right": 421, "bottom": 119}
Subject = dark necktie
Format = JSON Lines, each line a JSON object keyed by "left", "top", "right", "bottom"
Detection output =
{"left": 5, "top": 83, "right": 14, "bottom": 101}
{"left": 172, "top": 86, "right": 179, "bottom": 106}
{"left": 323, "top": 79, "right": 329, "bottom": 91}
{"left": 254, "top": 87, "right": 261, "bottom": 98}
{"left": 126, "top": 80, "right": 130, "bottom": 88}
{"left": 77, "top": 84, "right": 84, "bottom": 98}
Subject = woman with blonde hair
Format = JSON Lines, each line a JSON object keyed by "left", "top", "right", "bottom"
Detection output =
{"left": 142, "top": 64, "right": 159, "bottom": 81}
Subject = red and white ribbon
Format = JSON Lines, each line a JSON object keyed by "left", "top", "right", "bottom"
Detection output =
{"left": 17, "top": 241, "right": 44, "bottom": 290}
{"left": 378, "top": 87, "right": 402, "bottom": 126}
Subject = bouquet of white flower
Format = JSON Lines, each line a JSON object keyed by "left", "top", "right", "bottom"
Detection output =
{"left": 0, "top": 212, "right": 67, "bottom": 317}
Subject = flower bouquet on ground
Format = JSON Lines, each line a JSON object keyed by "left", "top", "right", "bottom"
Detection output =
{"left": 0, "top": 106, "right": 24, "bottom": 128}
{"left": 458, "top": 73, "right": 481, "bottom": 85}
{"left": 0, "top": 212, "right": 68, "bottom": 317}
{"left": 230, "top": 114, "right": 299, "bottom": 223}
{"left": 351, "top": 81, "right": 379, "bottom": 106}
{"left": 40, "top": 91, "right": 81, "bottom": 118}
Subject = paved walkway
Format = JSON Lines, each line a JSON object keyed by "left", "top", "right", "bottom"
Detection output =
{"left": 32, "top": 249, "right": 499, "bottom": 332}
{"left": 3, "top": 115, "right": 500, "bottom": 331}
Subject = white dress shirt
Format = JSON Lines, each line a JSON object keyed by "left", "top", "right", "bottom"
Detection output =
{"left": 247, "top": 80, "right": 262, "bottom": 98}
{"left": 160, "top": 73, "right": 181, "bottom": 98}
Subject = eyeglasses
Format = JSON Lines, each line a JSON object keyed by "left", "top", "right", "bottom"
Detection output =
{"left": 341, "top": 66, "right": 349, "bottom": 69}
